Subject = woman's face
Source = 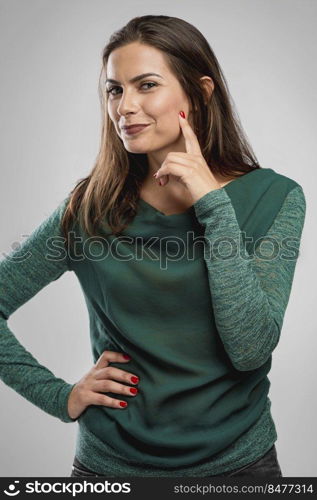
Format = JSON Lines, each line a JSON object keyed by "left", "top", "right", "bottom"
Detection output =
{"left": 106, "top": 42, "right": 193, "bottom": 155}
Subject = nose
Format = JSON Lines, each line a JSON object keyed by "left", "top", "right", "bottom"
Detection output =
{"left": 116, "top": 89, "right": 139, "bottom": 117}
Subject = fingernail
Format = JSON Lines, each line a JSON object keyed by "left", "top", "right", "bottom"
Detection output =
{"left": 130, "top": 387, "right": 138, "bottom": 394}
{"left": 120, "top": 401, "right": 128, "bottom": 407}
{"left": 179, "top": 111, "right": 186, "bottom": 118}
{"left": 123, "top": 354, "right": 131, "bottom": 360}
{"left": 131, "top": 376, "right": 139, "bottom": 384}
{"left": 159, "top": 179, "right": 164, "bottom": 186}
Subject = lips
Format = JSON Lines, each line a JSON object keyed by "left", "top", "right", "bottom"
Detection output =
{"left": 122, "top": 124, "right": 150, "bottom": 135}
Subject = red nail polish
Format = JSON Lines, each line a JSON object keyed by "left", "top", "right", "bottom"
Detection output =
{"left": 179, "top": 111, "right": 186, "bottom": 118}
{"left": 131, "top": 376, "right": 139, "bottom": 384}
{"left": 123, "top": 354, "right": 131, "bottom": 360}
{"left": 130, "top": 387, "right": 138, "bottom": 394}
{"left": 120, "top": 401, "right": 127, "bottom": 407}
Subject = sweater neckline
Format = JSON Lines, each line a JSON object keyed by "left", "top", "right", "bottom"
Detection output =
{"left": 138, "top": 167, "right": 269, "bottom": 219}
{"left": 138, "top": 198, "right": 195, "bottom": 218}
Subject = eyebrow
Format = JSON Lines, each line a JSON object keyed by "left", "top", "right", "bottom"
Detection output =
{"left": 105, "top": 72, "right": 163, "bottom": 85}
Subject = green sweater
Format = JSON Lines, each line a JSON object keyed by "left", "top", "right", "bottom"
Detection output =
{"left": 0, "top": 167, "right": 306, "bottom": 476}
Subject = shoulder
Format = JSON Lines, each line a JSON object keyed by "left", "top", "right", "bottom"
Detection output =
{"left": 264, "top": 167, "right": 303, "bottom": 191}
{"left": 227, "top": 166, "right": 305, "bottom": 206}
{"left": 256, "top": 167, "right": 305, "bottom": 212}
{"left": 33, "top": 196, "right": 70, "bottom": 239}
{"left": 237, "top": 166, "right": 301, "bottom": 191}
{"left": 224, "top": 167, "right": 306, "bottom": 243}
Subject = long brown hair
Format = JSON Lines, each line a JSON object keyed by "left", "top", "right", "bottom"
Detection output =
{"left": 61, "top": 14, "right": 261, "bottom": 248}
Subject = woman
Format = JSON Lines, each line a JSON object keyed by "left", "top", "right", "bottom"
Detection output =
{"left": 0, "top": 15, "right": 305, "bottom": 478}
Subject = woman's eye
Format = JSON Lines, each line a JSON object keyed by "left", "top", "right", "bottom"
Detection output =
{"left": 105, "top": 86, "right": 120, "bottom": 96}
{"left": 140, "top": 82, "right": 157, "bottom": 90}
{"left": 106, "top": 81, "right": 157, "bottom": 96}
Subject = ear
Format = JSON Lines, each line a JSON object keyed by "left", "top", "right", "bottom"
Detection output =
{"left": 199, "top": 76, "right": 214, "bottom": 104}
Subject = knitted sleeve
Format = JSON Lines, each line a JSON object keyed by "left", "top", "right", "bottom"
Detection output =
{"left": 0, "top": 197, "right": 77, "bottom": 422}
{"left": 193, "top": 184, "right": 306, "bottom": 371}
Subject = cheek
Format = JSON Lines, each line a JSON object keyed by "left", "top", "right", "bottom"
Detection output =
{"left": 107, "top": 102, "right": 116, "bottom": 121}
{"left": 152, "top": 93, "right": 183, "bottom": 119}
{"left": 158, "top": 116, "right": 181, "bottom": 145}
{"left": 107, "top": 105, "right": 121, "bottom": 134}
{"left": 150, "top": 97, "right": 184, "bottom": 135}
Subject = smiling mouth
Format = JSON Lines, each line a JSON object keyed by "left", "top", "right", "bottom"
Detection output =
{"left": 122, "top": 124, "right": 151, "bottom": 135}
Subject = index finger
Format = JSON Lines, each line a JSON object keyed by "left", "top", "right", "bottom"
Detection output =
{"left": 179, "top": 112, "right": 202, "bottom": 155}
{"left": 95, "top": 350, "right": 131, "bottom": 368}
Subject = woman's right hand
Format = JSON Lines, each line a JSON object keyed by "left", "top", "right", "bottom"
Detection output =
{"left": 67, "top": 350, "right": 139, "bottom": 420}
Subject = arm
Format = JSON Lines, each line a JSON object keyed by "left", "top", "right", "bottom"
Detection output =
{"left": 193, "top": 184, "right": 306, "bottom": 371}
{"left": 0, "top": 197, "right": 77, "bottom": 422}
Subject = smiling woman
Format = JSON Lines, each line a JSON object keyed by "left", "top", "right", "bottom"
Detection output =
{"left": 105, "top": 40, "right": 247, "bottom": 217}
{"left": 60, "top": 15, "right": 261, "bottom": 242}
{"left": 0, "top": 14, "right": 306, "bottom": 478}
{"left": 105, "top": 42, "right": 196, "bottom": 163}
{"left": 104, "top": 41, "right": 226, "bottom": 210}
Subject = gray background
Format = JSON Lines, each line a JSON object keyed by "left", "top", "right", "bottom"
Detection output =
{"left": 0, "top": 0, "right": 316, "bottom": 477}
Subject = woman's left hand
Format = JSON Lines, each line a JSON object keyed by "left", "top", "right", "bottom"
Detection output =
{"left": 153, "top": 111, "right": 222, "bottom": 204}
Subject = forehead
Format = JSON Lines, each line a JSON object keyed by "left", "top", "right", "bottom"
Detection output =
{"left": 106, "top": 42, "right": 171, "bottom": 79}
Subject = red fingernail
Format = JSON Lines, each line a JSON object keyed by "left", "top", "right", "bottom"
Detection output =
{"left": 123, "top": 354, "right": 131, "bottom": 360}
{"left": 120, "top": 401, "right": 128, "bottom": 407}
{"left": 179, "top": 111, "right": 185, "bottom": 118}
{"left": 130, "top": 387, "right": 138, "bottom": 394}
{"left": 131, "top": 376, "right": 139, "bottom": 384}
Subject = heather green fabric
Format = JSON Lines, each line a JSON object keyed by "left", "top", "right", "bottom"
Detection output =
{"left": 0, "top": 167, "right": 306, "bottom": 476}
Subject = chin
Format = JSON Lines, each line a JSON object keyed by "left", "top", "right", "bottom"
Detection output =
{"left": 123, "top": 144, "right": 149, "bottom": 154}
{"left": 122, "top": 139, "right": 159, "bottom": 154}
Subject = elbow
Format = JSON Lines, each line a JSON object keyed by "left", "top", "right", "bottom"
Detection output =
{"left": 231, "top": 355, "right": 272, "bottom": 372}
{"left": 230, "top": 318, "right": 281, "bottom": 372}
